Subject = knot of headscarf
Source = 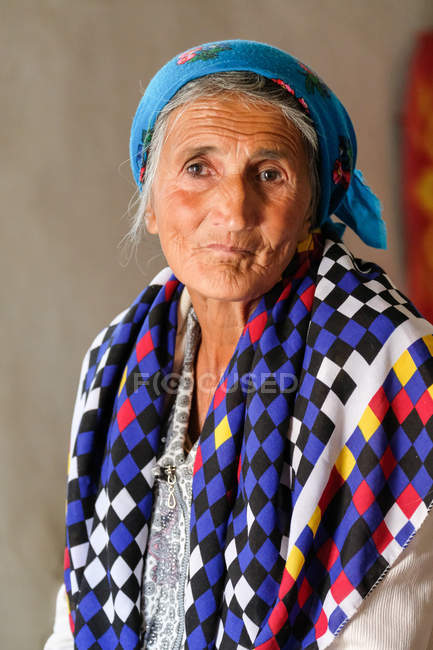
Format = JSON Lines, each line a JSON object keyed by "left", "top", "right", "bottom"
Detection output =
{"left": 129, "top": 39, "right": 386, "bottom": 249}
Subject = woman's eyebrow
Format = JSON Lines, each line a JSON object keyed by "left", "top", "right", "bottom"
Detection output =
{"left": 252, "top": 147, "right": 292, "bottom": 160}
{"left": 178, "top": 145, "right": 292, "bottom": 161}
{"left": 179, "top": 145, "right": 218, "bottom": 159}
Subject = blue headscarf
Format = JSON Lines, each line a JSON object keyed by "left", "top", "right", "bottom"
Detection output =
{"left": 130, "top": 39, "right": 386, "bottom": 249}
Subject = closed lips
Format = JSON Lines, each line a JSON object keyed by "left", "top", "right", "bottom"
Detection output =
{"left": 205, "top": 244, "right": 253, "bottom": 253}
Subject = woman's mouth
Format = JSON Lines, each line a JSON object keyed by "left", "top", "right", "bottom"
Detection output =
{"left": 205, "top": 244, "right": 253, "bottom": 254}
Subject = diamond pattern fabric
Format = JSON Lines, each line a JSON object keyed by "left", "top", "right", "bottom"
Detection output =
{"left": 65, "top": 236, "right": 433, "bottom": 649}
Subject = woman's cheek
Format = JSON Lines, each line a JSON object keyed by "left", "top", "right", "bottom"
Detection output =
{"left": 172, "top": 194, "right": 210, "bottom": 233}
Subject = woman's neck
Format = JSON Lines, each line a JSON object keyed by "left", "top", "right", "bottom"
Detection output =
{"left": 185, "top": 291, "right": 259, "bottom": 445}
{"left": 188, "top": 289, "right": 259, "bottom": 376}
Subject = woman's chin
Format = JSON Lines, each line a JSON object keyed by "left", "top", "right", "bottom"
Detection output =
{"left": 178, "top": 265, "right": 277, "bottom": 303}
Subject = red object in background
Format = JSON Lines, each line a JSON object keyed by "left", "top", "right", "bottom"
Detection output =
{"left": 403, "top": 32, "right": 433, "bottom": 322}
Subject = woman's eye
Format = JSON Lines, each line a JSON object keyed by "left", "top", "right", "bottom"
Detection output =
{"left": 258, "top": 168, "right": 282, "bottom": 182}
{"left": 186, "top": 162, "right": 208, "bottom": 177}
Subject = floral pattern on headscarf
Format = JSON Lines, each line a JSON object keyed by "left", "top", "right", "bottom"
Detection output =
{"left": 271, "top": 77, "right": 310, "bottom": 113}
{"left": 332, "top": 135, "right": 353, "bottom": 189}
{"left": 137, "top": 127, "right": 153, "bottom": 184}
{"left": 177, "top": 43, "right": 232, "bottom": 65}
{"left": 299, "top": 62, "right": 331, "bottom": 98}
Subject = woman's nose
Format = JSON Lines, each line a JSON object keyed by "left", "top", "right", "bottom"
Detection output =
{"left": 209, "top": 173, "right": 255, "bottom": 230}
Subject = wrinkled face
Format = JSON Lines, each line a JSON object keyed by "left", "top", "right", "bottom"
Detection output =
{"left": 146, "top": 94, "right": 312, "bottom": 303}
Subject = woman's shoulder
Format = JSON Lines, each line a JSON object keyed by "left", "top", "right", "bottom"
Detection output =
{"left": 73, "top": 267, "right": 175, "bottom": 410}
{"left": 84, "top": 268, "right": 174, "bottom": 365}
{"left": 329, "top": 510, "right": 433, "bottom": 649}
{"left": 303, "top": 238, "right": 433, "bottom": 422}
{"left": 315, "top": 239, "right": 431, "bottom": 348}
{"left": 317, "top": 239, "right": 416, "bottom": 312}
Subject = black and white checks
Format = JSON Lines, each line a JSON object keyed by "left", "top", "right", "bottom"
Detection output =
{"left": 65, "top": 236, "right": 433, "bottom": 649}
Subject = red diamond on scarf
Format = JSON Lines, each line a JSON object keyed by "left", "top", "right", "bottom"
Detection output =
{"left": 213, "top": 378, "right": 227, "bottom": 409}
{"left": 370, "top": 386, "right": 390, "bottom": 420}
{"left": 165, "top": 279, "right": 178, "bottom": 301}
{"left": 136, "top": 331, "right": 154, "bottom": 362}
{"left": 246, "top": 312, "right": 267, "bottom": 344}
{"left": 268, "top": 600, "right": 288, "bottom": 634}
{"left": 372, "top": 520, "right": 393, "bottom": 554}
{"left": 318, "top": 467, "right": 344, "bottom": 512}
{"left": 317, "top": 537, "right": 339, "bottom": 571}
{"left": 277, "top": 281, "right": 292, "bottom": 303}
{"left": 117, "top": 398, "right": 136, "bottom": 432}
{"left": 379, "top": 446, "right": 397, "bottom": 480}
{"left": 279, "top": 567, "right": 295, "bottom": 596}
{"left": 193, "top": 445, "right": 203, "bottom": 475}
{"left": 314, "top": 609, "right": 328, "bottom": 638}
{"left": 392, "top": 388, "right": 413, "bottom": 424}
{"left": 397, "top": 483, "right": 422, "bottom": 518}
{"left": 415, "top": 389, "right": 433, "bottom": 425}
{"left": 299, "top": 284, "right": 315, "bottom": 310}
{"left": 331, "top": 570, "right": 353, "bottom": 604}
{"left": 297, "top": 576, "right": 313, "bottom": 608}
{"left": 353, "top": 479, "right": 375, "bottom": 515}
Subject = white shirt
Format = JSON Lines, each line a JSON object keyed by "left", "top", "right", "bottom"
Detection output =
{"left": 45, "top": 510, "right": 433, "bottom": 649}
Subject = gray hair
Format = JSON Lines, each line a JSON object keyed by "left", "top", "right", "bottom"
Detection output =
{"left": 126, "top": 71, "right": 320, "bottom": 246}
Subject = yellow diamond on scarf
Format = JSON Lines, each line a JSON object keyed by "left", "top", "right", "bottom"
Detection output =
{"left": 423, "top": 335, "right": 433, "bottom": 357}
{"left": 359, "top": 406, "right": 380, "bottom": 441}
{"left": 393, "top": 349, "right": 417, "bottom": 386}
{"left": 285, "top": 545, "right": 305, "bottom": 580}
{"left": 215, "top": 415, "right": 232, "bottom": 449}
{"left": 335, "top": 445, "right": 356, "bottom": 480}
{"left": 118, "top": 365, "right": 127, "bottom": 396}
{"left": 308, "top": 506, "right": 321, "bottom": 536}
{"left": 297, "top": 232, "right": 313, "bottom": 253}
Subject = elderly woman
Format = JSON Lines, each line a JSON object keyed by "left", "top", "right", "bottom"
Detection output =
{"left": 45, "top": 40, "right": 433, "bottom": 650}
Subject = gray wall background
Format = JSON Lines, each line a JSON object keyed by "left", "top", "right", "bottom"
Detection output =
{"left": 2, "top": 1, "right": 432, "bottom": 647}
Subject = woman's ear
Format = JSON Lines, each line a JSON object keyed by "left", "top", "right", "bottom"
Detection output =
{"left": 144, "top": 204, "right": 158, "bottom": 234}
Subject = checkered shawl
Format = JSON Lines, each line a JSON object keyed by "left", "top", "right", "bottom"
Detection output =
{"left": 65, "top": 236, "right": 433, "bottom": 650}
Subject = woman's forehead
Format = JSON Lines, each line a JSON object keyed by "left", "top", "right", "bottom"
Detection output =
{"left": 166, "top": 93, "right": 288, "bottom": 125}
{"left": 163, "top": 95, "right": 304, "bottom": 153}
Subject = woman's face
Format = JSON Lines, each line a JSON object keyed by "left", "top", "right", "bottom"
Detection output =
{"left": 146, "top": 94, "right": 312, "bottom": 303}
